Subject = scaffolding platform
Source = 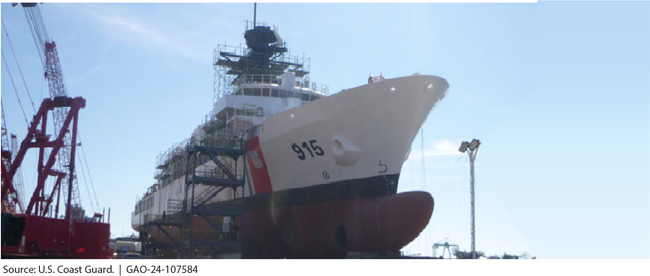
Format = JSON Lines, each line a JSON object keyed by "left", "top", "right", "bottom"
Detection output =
{"left": 181, "top": 141, "right": 246, "bottom": 258}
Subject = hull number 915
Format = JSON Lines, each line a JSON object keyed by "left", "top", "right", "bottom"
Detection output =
{"left": 292, "top": 140, "right": 324, "bottom": 160}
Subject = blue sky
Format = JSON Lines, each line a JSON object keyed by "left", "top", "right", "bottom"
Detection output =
{"left": 1, "top": 2, "right": 648, "bottom": 258}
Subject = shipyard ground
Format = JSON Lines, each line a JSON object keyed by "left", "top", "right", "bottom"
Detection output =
{"left": 141, "top": 250, "right": 435, "bottom": 259}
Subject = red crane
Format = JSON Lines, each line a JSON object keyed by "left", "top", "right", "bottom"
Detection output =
{"left": 21, "top": 2, "right": 82, "bottom": 210}
{"left": 1, "top": 3, "right": 111, "bottom": 258}
{"left": 1, "top": 108, "right": 21, "bottom": 214}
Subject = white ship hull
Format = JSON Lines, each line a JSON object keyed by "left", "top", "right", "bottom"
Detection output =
{"left": 249, "top": 75, "right": 448, "bottom": 194}
{"left": 132, "top": 74, "right": 448, "bottom": 258}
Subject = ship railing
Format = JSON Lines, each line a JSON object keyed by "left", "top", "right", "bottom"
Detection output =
{"left": 295, "top": 82, "right": 329, "bottom": 96}
{"left": 234, "top": 74, "right": 282, "bottom": 86}
{"left": 232, "top": 73, "right": 329, "bottom": 97}
{"left": 153, "top": 138, "right": 193, "bottom": 174}
{"left": 202, "top": 111, "right": 218, "bottom": 126}
{"left": 155, "top": 150, "right": 169, "bottom": 169}
{"left": 231, "top": 82, "right": 329, "bottom": 99}
{"left": 244, "top": 20, "right": 269, "bottom": 31}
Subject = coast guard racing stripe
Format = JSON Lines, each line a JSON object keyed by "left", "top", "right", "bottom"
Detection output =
{"left": 245, "top": 136, "right": 273, "bottom": 194}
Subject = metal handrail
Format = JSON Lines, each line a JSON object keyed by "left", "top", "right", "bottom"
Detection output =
{"left": 235, "top": 74, "right": 282, "bottom": 86}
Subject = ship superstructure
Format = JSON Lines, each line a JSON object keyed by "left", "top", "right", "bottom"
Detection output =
{"left": 132, "top": 22, "right": 328, "bottom": 257}
{"left": 132, "top": 20, "right": 448, "bottom": 258}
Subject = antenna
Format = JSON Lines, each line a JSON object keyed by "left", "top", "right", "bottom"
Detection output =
{"left": 253, "top": 3, "right": 257, "bottom": 27}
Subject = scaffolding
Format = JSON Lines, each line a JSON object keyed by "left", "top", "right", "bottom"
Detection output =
{"left": 141, "top": 136, "right": 247, "bottom": 258}
{"left": 153, "top": 125, "right": 247, "bottom": 188}
{"left": 181, "top": 138, "right": 246, "bottom": 258}
{"left": 139, "top": 21, "right": 332, "bottom": 259}
{"left": 213, "top": 22, "right": 313, "bottom": 103}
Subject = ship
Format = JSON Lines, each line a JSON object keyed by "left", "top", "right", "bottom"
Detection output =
{"left": 131, "top": 20, "right": 449, "bottom": 258}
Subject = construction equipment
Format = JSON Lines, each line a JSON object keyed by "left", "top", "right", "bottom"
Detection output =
{"left": 1, "top": 97, "right": 112, "bottom": 258}
{"left": 22, "top": 2, "right": 82, "bottom": 207}
{"left": 433, "top": 238, "right": 459, "bottom": 259}
{"left": 1, "top": 3, "right": 111, "bottom": 259}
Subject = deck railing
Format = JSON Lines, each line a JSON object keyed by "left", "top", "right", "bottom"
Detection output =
{"left": 233, "top": 73, "right": 329, "bottom": 96}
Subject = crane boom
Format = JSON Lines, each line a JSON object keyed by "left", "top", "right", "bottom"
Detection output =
{"left": 1, "top": 5, "right": 112, "bottom": 259}
{"left": 21, "top": 3, "right": 81, "bottom": 209}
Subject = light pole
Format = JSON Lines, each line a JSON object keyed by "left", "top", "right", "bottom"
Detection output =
{"left": 459, "top": 139, "right": 481, "bottom": 259}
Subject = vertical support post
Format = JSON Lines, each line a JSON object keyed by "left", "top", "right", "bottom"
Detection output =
{"left": 241, "top": 143, "right": 247, "bottom": 245}
{"left": 55, "top": 180, "right": 61, "bottom": 218}
{"left": 67, "top": 108, "right": 79, "bottom": 250}
{"left": 225, "top": 111, "right": 229, "bottom": 137}
{"left": 188, "top": 149, "right": 196, "bottom": 258}
{"left": 253, "top": 3, "right": 257, "bottom": 27}
{"left": 460, "top": 139, "right": 480, "bottom": 260}
{"left": 36, "top": 112, "right": 47, "bottom": 216}
{"left": 41, "top": 173, "right": 63, "bottom": 217}
{"left": 36, "top": 187, "right": 41, "bottom": 215}
{"left": 469, "top": 150, "right": 476, "bottom": 259}
{"left": 181, "top": 151, "right": 190, "bottom": 258}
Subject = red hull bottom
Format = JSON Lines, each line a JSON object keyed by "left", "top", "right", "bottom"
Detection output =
{"left": 243, "top": 191, "right": 434, "bottom": 258}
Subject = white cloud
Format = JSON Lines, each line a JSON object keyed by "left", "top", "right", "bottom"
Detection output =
{"left": 67, "top": 4, "right": 207, "bottom": 63}
{"left": 86, "top": 63, "right": 103, "bottom": 75}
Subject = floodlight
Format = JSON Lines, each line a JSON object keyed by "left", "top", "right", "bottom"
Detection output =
{"left": 469, "top": 139, "right": 480, "bottom": 150}
{"left": 459, "top": 141, "right": 469, "bottom": 153}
